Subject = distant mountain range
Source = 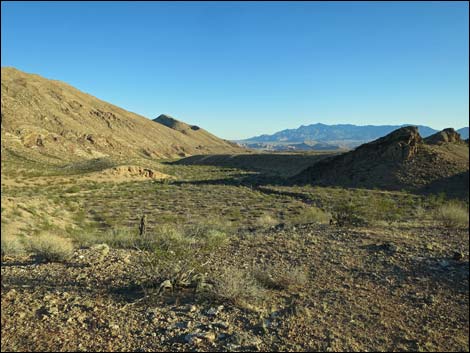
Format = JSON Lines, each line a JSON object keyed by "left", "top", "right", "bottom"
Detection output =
{"left": 238, "top": 123, "right": 469, "bottom": 151}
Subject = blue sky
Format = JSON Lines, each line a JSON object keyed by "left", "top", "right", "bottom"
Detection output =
{"left": 2, "top": 1, "right": 469, "bottom": 140}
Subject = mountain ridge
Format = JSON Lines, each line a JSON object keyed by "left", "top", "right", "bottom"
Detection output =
{"left": 242, "top": 123, "right": 440, "bottom": 144}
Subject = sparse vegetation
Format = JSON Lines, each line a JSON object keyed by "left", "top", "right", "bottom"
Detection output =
{"left": 137, "top": 224, "right": 228, "bottom": 291}
{"left": 1, "top": 141, "right": 468, "bottom": 352}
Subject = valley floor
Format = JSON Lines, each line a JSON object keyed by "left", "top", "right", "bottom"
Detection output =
{"left": 1, "top": 157, "right": 469, "bottom": 352}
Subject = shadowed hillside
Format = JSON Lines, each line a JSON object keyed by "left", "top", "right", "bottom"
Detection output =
{"left": 173, "top": 152, "right": 337, "bottom": 178}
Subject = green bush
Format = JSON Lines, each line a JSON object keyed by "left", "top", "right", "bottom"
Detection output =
{"left": 137, "top": 224, "right": 228, "bottom": 289}
{"left": 331, "top": 200, "right": 367, "bottom": 226}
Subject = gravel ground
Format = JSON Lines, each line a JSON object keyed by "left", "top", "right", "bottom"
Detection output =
{"left": 2, "top": 223, "right": 469, "bottom": 352}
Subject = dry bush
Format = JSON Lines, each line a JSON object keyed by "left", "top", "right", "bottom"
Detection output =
{"left": 254, "top": 263, "right": 309, "bottom": 290}
{"left": 435, "top": 202, "right": 469, "bottom": 228}
{"left": 290, "top": 206, "right": 331, "bottom": 225}
{"left": 256, "top": 213, "right": 279, "bottom": 228}
{"left": 26, "top": 233, "right": 74, "bottom": 262}
{"left": 211, "top": 266, "right": 266, "bottom": 308}
{"left": 99, "top": 228, "right": 139, "bottom": 248}
{"left": 1, "top": 235, "right": 25, "bottom": 259}
{"left": 67, "top": 226, "right": 139, "bottom": 249}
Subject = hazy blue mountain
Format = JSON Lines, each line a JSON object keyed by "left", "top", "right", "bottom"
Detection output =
{"left": 457, "top": 127, "right": 469, "bottom": 139}
{"left": 239, "top": 123, "right": 439, "bottom": 149}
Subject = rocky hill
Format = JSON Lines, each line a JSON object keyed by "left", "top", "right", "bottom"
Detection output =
{"left": 153, "top": 114, "right": 241, "bottom": 150}
{"left": 291, "top": 126, "right": 469, "bottom": 197}
{"left": 1, "top": 67, "right": 243, "bottom": 166}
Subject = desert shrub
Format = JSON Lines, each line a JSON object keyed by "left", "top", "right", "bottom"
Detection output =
{"left": 256, "top": 213, "right": 279, "bottom": 228}
{"left": 137, "top": 224, "right": 228, "bottom": 290}
{"left": 367, "top": 195, "right": 405, "bottom": 224}
{"left": 253, "top": 263, "right": 309, "bottom": 290}
{"left": 435, "top": 201, "right": 469, "bottom": 228}
{"left": 426, "top": 192, "right": 447, "bottom": 208}
{"left": 210, "top": 266, "right": 266, "bottom": 308}
{"left": 290, "top": 207, "right": 331, "bottom": 225}
{"left": 331, "top": 200, "right": 367, "bottom": 226}
{"left": 100, "top": 228, "right": 139, "bottom": 248}
{"left": 26, "top": 233, "right": 74, "bottom": 262}
{"left": 1, "top": 235, "right": 25, "bottom": 259}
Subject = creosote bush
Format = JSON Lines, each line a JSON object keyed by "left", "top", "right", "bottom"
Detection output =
{"left": 137, "top": 223, "right": 229, "bottom": 291}
{"left": 26, "top": 233, "right": 74, "bottom": 262}
{"left": 331, "top": 200, "right": 367, "bottom": 226}
{"left": 435, "top": 201, "right": 469, "bottom": 229}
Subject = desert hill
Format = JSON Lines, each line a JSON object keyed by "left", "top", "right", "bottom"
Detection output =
{"left": 153, "top": 114, "right": 241, "bottom": 150}
{"left": 291, "top": 126, "right": 469, "bottom": 197}
{"left": 0, "top": 67, "right": 243, "bottom": 166}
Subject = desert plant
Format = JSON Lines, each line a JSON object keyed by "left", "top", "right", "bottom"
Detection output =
{"left": 331, "top": 200, "right": 366, "bottom": 226}
{"left": 255, "top": 213, "right": 279, "bottom": 228}
{"left": 435, "top": 201, "right": 469, "bottom": 228}
{"left": 1, "top": 235, "right": 25, "bottom": 259}
{"left": 101, "top": 227, "right": 139, "bottom": 248}
{"left": 290, "top": 206, "right": 331, "bottom": 225}
{"left": 253, "top": 263, "right": 309, "bottom": 290}
{"left": 26, "top": 233, "right": 74, "bottom": 262}
{"left": 211, "top": 266, "right": 266, "bottom": 308}
{"left": 137, "top": 223, "right": 228, "bottom": 291}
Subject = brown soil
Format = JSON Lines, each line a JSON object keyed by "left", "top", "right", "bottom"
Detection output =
{"left": 2, "top": 224, "right": 468, "bottom": 352}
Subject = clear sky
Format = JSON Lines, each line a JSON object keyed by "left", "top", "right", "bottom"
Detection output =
{"left": 2, "top": 1, "right": 469, "bottom": 140}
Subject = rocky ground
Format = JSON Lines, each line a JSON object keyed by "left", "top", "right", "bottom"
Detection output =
{"left": 2, "top": 223, "right": 469, "bottom": 352}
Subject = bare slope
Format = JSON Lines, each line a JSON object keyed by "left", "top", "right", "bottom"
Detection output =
{"left": 0, "top": 67, "right": 243, "bottom": 165}
{"left": 291, "top": 126, "right": 469, "bottom": 196}
{"left": 153, "top": 114, "right": 241, "bottom": 151}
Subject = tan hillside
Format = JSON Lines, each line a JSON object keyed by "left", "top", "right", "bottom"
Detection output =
{"left": 291, "top": 126, "right": 469, "bottom": 197}
{"left": 153, "top": 114, "right": 242, "bottom": 150}
{"left": 0, "top": 67, "right": 243, "bottom": 165}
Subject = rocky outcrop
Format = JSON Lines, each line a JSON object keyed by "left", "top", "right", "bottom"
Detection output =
{"left": 424, "top": 128, "right": 463, "bottom": 145}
